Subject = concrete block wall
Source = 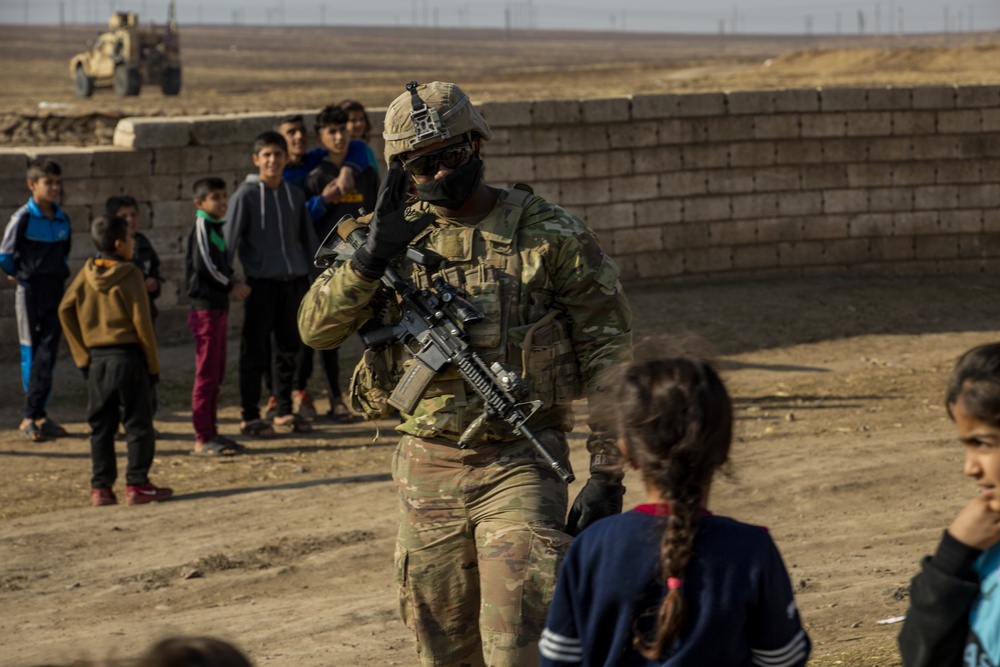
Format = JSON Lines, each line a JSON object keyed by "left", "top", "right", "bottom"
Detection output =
{"left": 473, "top": 85, "right": 1000, "bottom": 284}
{"left": 1, "top": 85, "right": 999, "bottom": 349}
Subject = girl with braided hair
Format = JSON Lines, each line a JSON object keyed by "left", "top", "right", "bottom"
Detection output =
{"left": 539, "top": 357, "right": 811, "bottom": 666}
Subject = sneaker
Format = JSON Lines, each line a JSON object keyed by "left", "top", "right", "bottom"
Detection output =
{"left": 125, "top": 482, "right": 174, "bottom": 505}
{"left": 91, "top": 487, "right": 117, "bottom": 507}
{"left": 293, "top": 390, "right": 318, "bottom": 421}
{"left": 263, "top": 395, "right": 279, "bottom": 421}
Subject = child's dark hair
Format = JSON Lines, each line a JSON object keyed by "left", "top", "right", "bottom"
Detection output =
{"left": 136, "top": 636, "right": 254, "bottom": 667}
{"left": 946, "top": 342, "right": 1000, "bottom": 426}
{"left": 338, "top": 99, "right": 372, "bottom": 140}
{"left": 192, "top": 176, "right": 227, "bottom": 201}
{"left": 91, "top": 216, "right": 129, "bottom": 255}
{"left": 616, "top": 357, "right": 733, "bottom": 658}
{"left": 274, "top": 114, "right": 304, "bottom": 130}
{"left": 105, "top": 195, "right": 138, "bottom": 220}
{"left": 23, "top": 635, "right": 253, "bottom": 667}
{"left": 253, "top": 131, "right": 287, "bottom": 155}
{"left": 26, "top": 158, "right": 62, "bottom": 181}
{"left": 315, "top": 104, "right": 349, "bottom": 133}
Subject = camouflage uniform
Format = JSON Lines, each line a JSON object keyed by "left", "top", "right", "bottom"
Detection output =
{"left": 298, "top": 83, "right": 632, "bottom": 667}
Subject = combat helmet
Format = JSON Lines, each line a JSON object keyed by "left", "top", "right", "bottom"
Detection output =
{"left": 383, "top": 81, "right": 493, "bottom": 165}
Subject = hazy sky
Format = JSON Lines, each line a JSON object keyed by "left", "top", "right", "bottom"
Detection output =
{"left": 5, "top": 0, "right": 999, "bottom": 35}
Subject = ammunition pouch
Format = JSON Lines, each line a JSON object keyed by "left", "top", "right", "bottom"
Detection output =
{"left": 349, "top": 345, "right": 405, "bottom": 420}
{"left": 508, "top": 311, "right": 582, "bottom": 408}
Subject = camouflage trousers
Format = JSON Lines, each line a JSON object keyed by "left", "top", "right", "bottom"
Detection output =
{"left": 392, "top": 430, "right": 573, "bottom": 667}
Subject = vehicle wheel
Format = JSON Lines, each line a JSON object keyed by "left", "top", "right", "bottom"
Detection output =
{"left": 161, "top": 67, "right": 181, "bottom": 96}
{"left": 74, "top": 66, "right": 94, "bottom": 97}
{"left": 113, "top": 65, "right": 141, "bottom": 96}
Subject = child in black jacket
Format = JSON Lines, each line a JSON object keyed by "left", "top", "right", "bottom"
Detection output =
{"left": 184, "top": 177, "right": 250, "bottom": 456}
{"left": 899, "top": 342, "right": 1000, "bottom": 667}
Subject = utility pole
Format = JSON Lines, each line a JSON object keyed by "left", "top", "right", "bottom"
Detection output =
{"left": 319, "top": 4, "right": 325, "bottom": 26}
{"left": 858, "top": 10, "right": 865, "bottom": 34}
{"left": 805, "top": 15, "right": 812, "bottom": 36}
{"left": 836, "top": 11, "right": 841, "bottom": 34}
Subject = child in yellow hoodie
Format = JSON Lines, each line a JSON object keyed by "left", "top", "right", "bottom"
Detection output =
{"left": 59, "top": 216, "right": 172, "bottom": 507}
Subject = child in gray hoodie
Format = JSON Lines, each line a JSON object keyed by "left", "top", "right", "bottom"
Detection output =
{"left": 225, "top": 131, "right": 318, "bottom": 437}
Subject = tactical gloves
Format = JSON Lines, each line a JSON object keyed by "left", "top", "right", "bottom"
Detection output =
{"left": 351, "top": 162, "right": 430, "bottom": 280}
{"left": 566, "top": 471, "right": 625, "bottom": 536}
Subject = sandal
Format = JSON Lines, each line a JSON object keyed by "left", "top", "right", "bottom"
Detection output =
{"left": 216, "top": 434, "right": 244, "bottom": 449}
{"left": 37, "top": 419, "right": 68, "bottom": 438}
{"left": 192, "top": 437, "right": 247, "bottom": 457}
{"left": 18, "top": 421, "right": 45, "bottom": 442}
{"left": 273, "top": 413, "right": 311, "bottom": 433}
{"left": 240, "top": 419, "right": 276, "bottom": 439}
{"left": 327, "top": 401, "right": 362, "bottom": 424}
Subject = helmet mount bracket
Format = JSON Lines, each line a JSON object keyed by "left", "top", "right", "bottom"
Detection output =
{"left": 407, "top": 80, "right": 451, "bottom": 147}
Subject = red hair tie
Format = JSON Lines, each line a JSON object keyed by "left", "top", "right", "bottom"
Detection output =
{"left": 667, "top": 577, "right": 683, "bottom": 590}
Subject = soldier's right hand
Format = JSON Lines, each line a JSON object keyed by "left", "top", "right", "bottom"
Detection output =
{"left": 351, "top": 162, "right": 430, "bottom": 280}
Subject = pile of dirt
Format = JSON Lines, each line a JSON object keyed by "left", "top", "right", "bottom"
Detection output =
{"left": 0, "top": 111, "right": 122, "bottom": 146}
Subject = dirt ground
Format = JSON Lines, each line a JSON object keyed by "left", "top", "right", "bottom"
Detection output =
{"left": 1, "top": 24, "right": 1000, "bottom": 145}
{"left": 2, "top": 273, "right": 1000, "bottom": 666}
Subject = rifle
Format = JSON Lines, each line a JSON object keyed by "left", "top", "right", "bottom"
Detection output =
{"left": 317, "top": 215, "right": 575, "bottom": 484}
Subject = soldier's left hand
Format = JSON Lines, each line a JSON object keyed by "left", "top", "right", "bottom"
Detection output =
{"left": 566, "top": 472, "right": 625, "bottom": 536}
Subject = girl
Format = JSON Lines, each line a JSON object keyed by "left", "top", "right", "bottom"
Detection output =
{"left": 540, "top": 357, "right": 811, "bottom": 666}
{"left": 899, "top": 343, "right": 1000, "bottom": 667}
{"left": 338, "top": 99, "right": 380, "bottom": 177}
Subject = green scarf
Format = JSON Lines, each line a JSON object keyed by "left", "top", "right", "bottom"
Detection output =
{"left": 196, "top": 209, "right": 226, "bottom": 253}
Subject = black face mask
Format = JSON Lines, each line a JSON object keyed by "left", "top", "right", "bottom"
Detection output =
{"left": 413, "top": 157, "right": 484, "bottom": 211}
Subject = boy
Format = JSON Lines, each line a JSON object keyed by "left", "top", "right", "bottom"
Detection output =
{"left": 58, "top": 216, "right": 171, "bottom": 507}
{"left": 225, "top": 131, "right": 318, "bottom": 437}
{"left": 303, "top": 104, "right": 379, "bottom": 423}
{"left": 106, "top": 196, "right": 162, "bottom": 320}
{"left": 274, "top": 112, "right": 371, "bottom": 420}
{"left": 184, "top": 177, "right": 250, "bottom": 456}
{"left": 276, "top": 113, "right": 370, "bottom": 223}
{"left": 0, "top": 158, "right": 71, "bottom": 442}
{"left": 106, "top": 195, "right": 163, "bottom": 426}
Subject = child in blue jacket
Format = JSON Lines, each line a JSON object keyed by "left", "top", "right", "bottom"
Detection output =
{"left": 540, "top": 357, "right": 810, "bottom": 667}
{"left": 0, "top": 158, "right": 71, "bottom": 442}
{"left": 899, "top": 342, "right": 1000, "bottom": 667}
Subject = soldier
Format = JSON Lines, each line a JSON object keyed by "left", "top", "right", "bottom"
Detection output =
{"left": 298, "top": 81, "right": 633, "bottom": 667}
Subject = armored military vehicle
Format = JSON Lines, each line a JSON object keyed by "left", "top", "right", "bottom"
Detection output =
{"left": 70, "top": 2, "right": 180, "bottom": 97}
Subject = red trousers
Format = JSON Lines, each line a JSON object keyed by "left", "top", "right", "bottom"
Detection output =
{"left": 188, "top": 308, "right": 228, "bottom": 443}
